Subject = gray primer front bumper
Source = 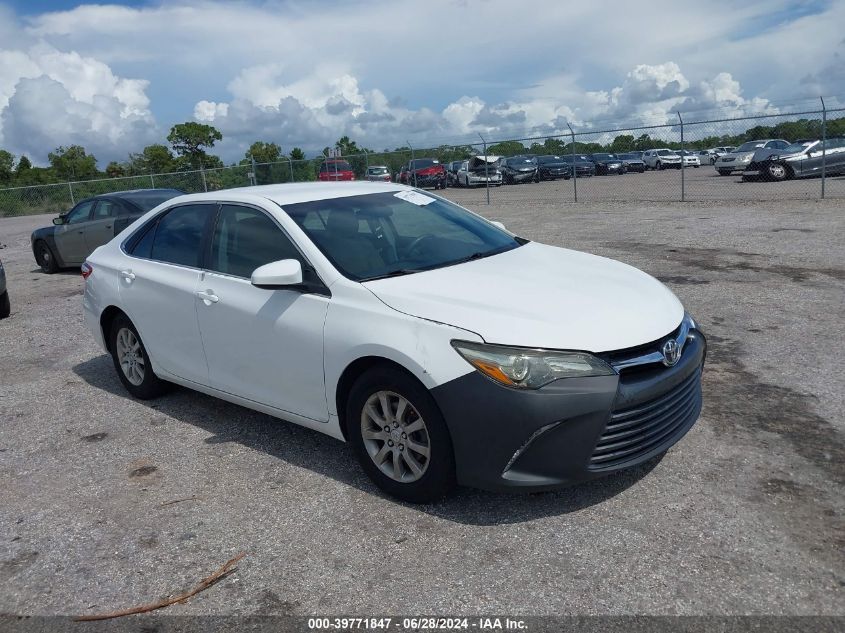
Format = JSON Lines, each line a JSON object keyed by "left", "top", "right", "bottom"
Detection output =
{"left": 430, "top": 330, "right": 706, "bottom": 492}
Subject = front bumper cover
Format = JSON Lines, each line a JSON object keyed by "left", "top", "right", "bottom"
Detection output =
{"left": 431, "top": 328, "right": 706, "bottom": 491}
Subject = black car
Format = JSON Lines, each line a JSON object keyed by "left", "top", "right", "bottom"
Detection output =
{"left": 31, "top": 189, "right": 183, "bottom": 273}
{"left": 536, "top": 155, "right": 573, "bottom": 181}
{"left": 590, "top": 153, "right": 626, "bottom": 175}
{"left": 616, "top": 152, "right": 646, "bottom": 173}
{"left": 500, "top": 156, "right": 538, "bottom": 184}
{"left": 558, "top": 154, "right": 596, "bottom": 177}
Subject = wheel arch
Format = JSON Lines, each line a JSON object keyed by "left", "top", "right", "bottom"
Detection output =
{"left": 99, "top": 305, "right": 128, "bottom": 353}
{"left": 335, "top": 355, "right": 433, "bottom": 442}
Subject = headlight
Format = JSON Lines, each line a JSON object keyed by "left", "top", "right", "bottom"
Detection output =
{"left": 451, "top": 340, "right": 615, "bottom": 389}
{"left": 740, "top": 155, "right": 752, "bottom": 162}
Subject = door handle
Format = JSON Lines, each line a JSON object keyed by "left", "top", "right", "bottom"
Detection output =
{"left": 196, "top": 290, "right": 219, "bottom": 304}
{"left": 105, "top": 224, "right": 112, "bottom": 229}
{"left": 120, "top": 270, "right": 135, "bottom": 282}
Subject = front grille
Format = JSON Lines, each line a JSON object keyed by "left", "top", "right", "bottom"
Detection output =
{"left": 589, "top": 366, "right": 702, "bottom": 470}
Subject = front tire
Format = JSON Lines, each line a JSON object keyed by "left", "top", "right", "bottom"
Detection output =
{"left": 35, "top": 241, "right": 58, "bottom": 274}
{"left": 717, "top": 170, "right": 732, "bottom": 176}
{"left": 0, "top": 291, "right": 9, "bottom": 318}
{"left": 766, "top": 162, "right": 790, "bottom": 181}
{"left": 347, "top": 367, "right": 456, "bottom": 503}
{"left": 109, "top": 314, "right": 168, "bottom": 400}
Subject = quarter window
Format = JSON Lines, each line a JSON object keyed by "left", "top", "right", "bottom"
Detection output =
{"left": 150, "top": 204, "right": 211, "bottom": 268}
{"left": 209, "top": 205, "right": 301, "bottom": 278}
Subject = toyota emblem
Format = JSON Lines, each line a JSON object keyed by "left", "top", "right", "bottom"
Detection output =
{"left": 662, "top": 339, "right": 681, "bottom": 367}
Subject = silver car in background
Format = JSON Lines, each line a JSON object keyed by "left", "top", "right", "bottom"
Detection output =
{"left": 365, "top": 166, "right": 391, "bottom": 182}
{"left": 743, "top": 137, "right": 845, "bottom": 181}
{"left": 714, "top": 139, "right": 790, "bottom": 175}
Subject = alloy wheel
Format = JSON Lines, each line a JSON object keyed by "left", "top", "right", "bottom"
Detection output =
{"left": 116, "top": 327, "right": 145, "bottom": 386}
{"left": 360, "top": 390, "right": 430, "bottom": 483}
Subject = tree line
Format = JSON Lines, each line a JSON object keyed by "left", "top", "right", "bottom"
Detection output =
{"left": 2, "top": 116, "right": 843, "bottom": 189}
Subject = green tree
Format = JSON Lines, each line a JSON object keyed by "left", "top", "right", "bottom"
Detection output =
{"left": 105, "top": 161, "right": 125, "bottom": 178}
{"left": 0, "top": 149, "right": 14, "bottom": 183}
{"left": 16, "top": 155, "right": 32, "bottom": 174}
{"left": 167, "top": 122, "right": 223, "bottom": 168}
{"left": 289, "top": 147, "right": 306, "bottom": 160}
{"left": 245, "top": 141, "right": 282, "bottom": 164}
{"left": 129, "top": 144, "right": 175, "bottom": 174}
{"left": 609, "top": 135, "right": 635, "bottom": 153}
{"left": 487, "top": 140, "right": 527, "bottom": 156}
{"left": 48, "top": 145, "right": 98, "bottom": 180}
{"left": 244, "top": 141, "right": 283, "bottom": 184}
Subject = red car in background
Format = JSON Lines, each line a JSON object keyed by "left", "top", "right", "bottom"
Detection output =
{"left": 318, "top": 159, "right": 355, "bottom": 181}
{"left": 404, "top": 158, "right": 447, "bottom": 189}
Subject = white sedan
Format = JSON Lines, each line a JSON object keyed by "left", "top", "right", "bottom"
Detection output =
{"left": 82, "top": 182, "right": 706, "bottom": 502}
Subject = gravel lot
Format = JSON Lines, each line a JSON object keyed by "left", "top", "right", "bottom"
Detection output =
{"left": 0, "top": 198, "right": 843, "bottom": 617}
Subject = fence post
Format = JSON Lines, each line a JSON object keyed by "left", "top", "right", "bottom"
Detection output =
{"left": 479, "top": 133, "right": 490, "bottom": 205}
{"left": 68, "top": 182, "right": 75, "bottom": 205}
{"left": 200, "top": 166, "right": 208, "bottom": 192}
{"left": 567, "top": 123, "right": 577, "bottom": 202}
{"left": 677, "top": 111, "right": 685, "bottom": 202}
{"left": 363, "top": 148, "right": 369, "bottom": 175}
{"left": 820, "top": 96, "right": 827, "bottom": 200}
{"left": 149, "top": 174, "right": 155, "bottom": 188}
{"left": 287, "top": 157, "right": 294, "bottom": 183}
{"left": 407, "top": 140, "right": 416, "bottom": 188}
{"left": 250, "top": 157, "right": 258, "bottom": 186}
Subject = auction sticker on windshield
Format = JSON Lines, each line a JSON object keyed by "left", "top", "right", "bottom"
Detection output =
{"left": 394, "top": 190, "right": 435, "bottom": 206}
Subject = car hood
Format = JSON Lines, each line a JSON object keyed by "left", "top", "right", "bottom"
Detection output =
{"left": 721, "top": 150, "right": 757, "bottom": 160}
{"left": 363, "top": 242, "right": 684, "bottom": 353}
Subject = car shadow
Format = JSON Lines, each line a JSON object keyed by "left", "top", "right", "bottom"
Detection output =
{"left": 73, "top": 355, "right": 662, "bottom": 526}
{"left": 29, "top": 267, "right": 81, "bottom": 276}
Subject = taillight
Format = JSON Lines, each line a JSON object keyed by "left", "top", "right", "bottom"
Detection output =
{"left": 81, "top": 262, "right": 93, "bottom": 279}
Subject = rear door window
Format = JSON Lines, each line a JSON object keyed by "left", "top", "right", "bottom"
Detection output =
{"left": 149, "top": 204, "right": 214, "bottom": 268}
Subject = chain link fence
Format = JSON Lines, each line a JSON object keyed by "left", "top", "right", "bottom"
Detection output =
{"left": 1, "top": 104, "right": 843, "bottom": 218}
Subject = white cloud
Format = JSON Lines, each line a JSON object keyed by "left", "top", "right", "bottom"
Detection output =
{"left": 2, "top": 0, "right": 843, "bottom": 165}
{"left": 0, "top": 27, "right": 157, "bottom": 163}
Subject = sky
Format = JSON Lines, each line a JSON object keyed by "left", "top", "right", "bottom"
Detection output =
{"left": 0, "top": 0, "right": 843, "bottom": 166}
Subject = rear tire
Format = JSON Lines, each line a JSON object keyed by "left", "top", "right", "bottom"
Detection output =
{"left": 347, "top": 366, "right": 456, "bottom": 503}
{"left": 0, "top": 291, "right": 9, "bottom": 318}
{"left": 109, "top": 314, "right": 168, "bottom": 400}
{"left": 717, "top": 170, "right": 732, "bottom": 176}
{"left": 35, "top": 241, "right": 58, "bottom": 274}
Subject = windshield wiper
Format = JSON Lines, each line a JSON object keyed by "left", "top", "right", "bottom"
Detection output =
{"left": 365, "top": 268, "right": 423, "bottom": 281}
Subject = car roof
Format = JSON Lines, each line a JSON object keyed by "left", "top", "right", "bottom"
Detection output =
{"left": 162, "top": 182, "right": 411, "bottom": 208}
{"left": 89, "top": 188, "right": 182, "bottom": 200}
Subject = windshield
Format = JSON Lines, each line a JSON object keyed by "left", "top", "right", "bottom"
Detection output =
{"left": 320, "top": 161, "right": 352, "bottom": 172}
{"left": 537, "top": 155, "right": 563, "bottom": 164}
{"left": 507, "top": 158, "right": 535, "bottom": 166}
{"left": 736, "top": 141, "right": 766, "bottom": 152}
{"left": 781, "top": 141, "right": 815, "bottom": 154}
{"left": 284, "top": 191, "right": 523, "bottom": 281}
{"left": 367, "top": 167, "right": 389, "bottom": 175}
{"left": 656, "top": 150, "right": 674, "bottom": 156}
{"left": 410, "top": 159, "right": 439, "bottom": 169}
{"left": 592, "top": 153, "right": 616, "bottom": 160}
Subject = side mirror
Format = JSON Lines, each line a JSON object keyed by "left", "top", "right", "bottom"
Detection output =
{"left": 53, "top": 216, "right": 65, "bottom": 225}
{"left": 251, "top": 259, "right": 303, "bottom": 289}
{"left": 491, "top": 220, "right": 506, "bottom": 230}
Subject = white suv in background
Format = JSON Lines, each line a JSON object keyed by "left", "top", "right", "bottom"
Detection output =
{"left": 643, "top": 149, "right": 682, "bottom": 170}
